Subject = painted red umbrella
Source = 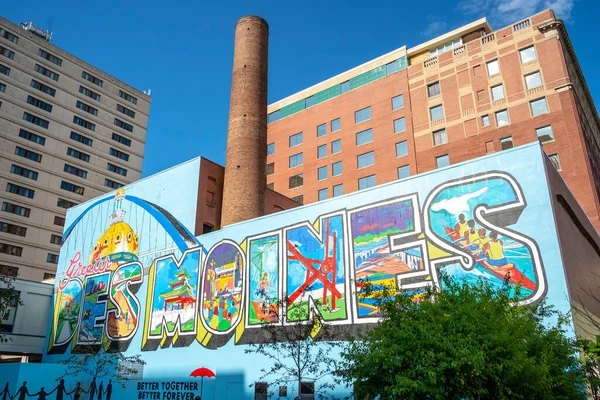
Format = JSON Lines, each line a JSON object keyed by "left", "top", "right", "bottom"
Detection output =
{"left": 190, "top": 368, "right": 216, "bottom": 399}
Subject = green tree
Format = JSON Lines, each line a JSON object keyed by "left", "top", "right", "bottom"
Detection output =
{"left": 339, "top": 277, "right": 586, "bottom": 400}
{"left": 0, "top": 275, "right": 22, "bottom": 343}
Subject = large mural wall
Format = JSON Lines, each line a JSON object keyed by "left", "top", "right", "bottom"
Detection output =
{"left": 3, "top": 144, "right": 572, "bottom": 399}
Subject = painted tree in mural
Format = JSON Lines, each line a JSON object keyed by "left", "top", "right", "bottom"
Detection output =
{"left": 339, "top": 276, "right": 587, "bottom": 400}
{"left": 244, "top": 294, "right": 346, "bottom": 400}
{"left": 0, "top": 275, "right": 21, "bottom": 343}
{"left": 57, "top": 349, "right": 145, "bottom": 394}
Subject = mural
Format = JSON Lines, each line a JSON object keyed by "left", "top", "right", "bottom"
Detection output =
{"left": 29, "top": 145, "right": 572, "bottom": 398}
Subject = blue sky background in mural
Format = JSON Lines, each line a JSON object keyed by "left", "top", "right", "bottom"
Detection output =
{"left": 429, "top": 178, "right": 537, "bottom": 298}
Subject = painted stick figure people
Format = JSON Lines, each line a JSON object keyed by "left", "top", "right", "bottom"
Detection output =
{"left": 2, "top": 382, "right": 10, "bottom": 400}
{"left": 12, "top": 381, "right": 29, "bottom": 400}
{"left": 31, "top": 387, "right": 50, "bottom": 400}
{"left": 69, "top": 382, "right": 87, "bottom": 400}
{"left": 88, "top": 378, "right": 97, "bottom": 400}
{"left": 104, "top": 380, "right": 112, "bottom": 400}
{"left": 97, "top": 382, "right": 103, "bottom": 400}
{"left": 54, "top": 380, "right": 66, "bottom": 400}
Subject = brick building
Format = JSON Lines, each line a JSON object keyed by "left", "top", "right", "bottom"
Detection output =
{"left": 265, "top": 9, "right": 600, "bottom": 232}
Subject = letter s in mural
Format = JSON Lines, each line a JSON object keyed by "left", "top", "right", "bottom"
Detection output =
{"left": 46, "top": 167, "right": 548, "bottom": 355}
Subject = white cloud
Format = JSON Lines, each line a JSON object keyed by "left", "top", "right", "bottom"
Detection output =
{"left": 455, "top": 0, "right": 574, "bottom": 26}
{"left": 430, "top": 187, "right": 489, "bottom": 215}
{"left": 421, "top": 17, "right": 448, "bottom": 38}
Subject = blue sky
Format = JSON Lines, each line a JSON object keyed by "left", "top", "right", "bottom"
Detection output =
{"left": 3, "top": 0, "right": 598, "bottom": 177}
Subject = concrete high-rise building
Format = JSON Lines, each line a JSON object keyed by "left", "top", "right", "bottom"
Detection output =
{"left": 0, "top": 17, "right": 151, "bottom": 282}
{"left": 265, "top": 9, "right": 600, "bottom": 233}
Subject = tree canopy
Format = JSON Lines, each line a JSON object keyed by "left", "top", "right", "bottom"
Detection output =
{"left": 340, "top": 277, "right": 587, "bottom": 400}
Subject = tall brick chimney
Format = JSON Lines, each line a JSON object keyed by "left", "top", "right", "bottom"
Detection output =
{"left": 221, "top": 15, "right": 269, "bottom": 227}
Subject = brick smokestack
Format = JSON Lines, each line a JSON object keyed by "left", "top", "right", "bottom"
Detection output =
{"left": 221, "top": 15, "right": 269, "bottom": 227}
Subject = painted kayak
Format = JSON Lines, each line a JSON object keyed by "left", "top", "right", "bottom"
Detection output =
{"left": 443, "top": 226, "right": 536, "bottom": 291}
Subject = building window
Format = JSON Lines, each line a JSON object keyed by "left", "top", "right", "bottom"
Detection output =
{"left": 485, "top": 141, "right": 495, "bottom": 154}
{"left": 500, "top": 136, "right": 514, "bottom": 150}
{"left": 76, "top": 101, "right": 98, "bottom": 116}
{"left": 0, "top": 82, "right": 4, "bottom": 92}
{"left": 0, "top": 46, "right": 15, "bottom": 60}
{"left": 429, "top": 37, "right": 462, "bottom": 57}
{"left": 331, "top": 139, "right": 342, "bottom": 154}
{"left": 67, "top": 147, "right": 90, "bottom": 162}
{"left": 73, "top": 116, "right": 95, "bottom": 131}
{"left": 495, "top": 109, "right": 510, "bottom": 127}
{"left": 34, "top": 64, "right": 59, "bottom": 81}
{"left": 530, "top": 98, "right": 549, "bottom": 116}
{"left": 331, "top": 118, "right": 341, "bottom": 132}
{"left": 38, "top": 49, "right": 62, "bottom": 66}
{"left": 482, "top": 115, "right": 490, "bottom": 127}
{"left": 60, "top": 180, "right": 85, "bottom": 195}
{"left": 202, "top": 223, "right": 214, "bottom": 234}
{"left": 340, "top": 80, "right": 350, "bottom": 94}
{"left": 430, "top": 105, "right": 444, "bottom": 122}
{"left": 428, "top": 82, "right": 441, "bottom": 97}
{"left": 267, "top": 142, "right": 275, "bottom": 155}
{"left": 10, "top": 165, "right": 38, "bottom": 180}
{"left": 266, "top": 162, "right": 274, "bottom": 176}
{"left": 0, "top": 64, "right": 9, "bottom": 76}
{"left": 305, "top": 96, "right": 314, "bottom": 108}
{"left": 332, "top": 161, "right": 342, "bottom": 177}
{"left": 118, "top": 89, "right": 138, "bottom": 105}
{"left": 104, "top": 179, "right": 124, "bottom": 190}
{"left": 536, "top": 125, "right": 555, "bottom": 143}
{"left": 355, "top": 106, "right": 372, "bottom": 124}
{"left": 0, "top": 243, "right": 23, "bottom": 257}
{"left": 333, "top": 184, "right": 343, "bottom": 197}
{"left": 15, "top": 146, "right": 42, "bottom": 163}
{"left": 266, "top": 182, "right": 274, "bottom": 190}
{"left": 291, "top": 195, "right": 303, "bottom": 204}
{"left": 0, "top": 264, "right": 18, "bottom": 277}
{"left": 358, "top": 175, "right": 376, "bottom": 190}
{"left": 19, "top": 129, "right": 46, "bottom": 145}
{"left": 356, "top": 128, "right": 373, "bottom": 146}
{"left": 63, "top": 164, "right": 88, "bottom": 178}
{"left": 0, "top": 28, "right": 18, "bottom": 44}
{"left": 392, "top": 94, "right": 404, "bottom": 110}
{"left": 491, "top": 84, "right": 505, "bottom": 101}
{"left": 43, "top": 273, "right": 55, "bottom": 282}
{"left": 50, "top": 234, "right": 62, "bottom": 245}
{"left": 318, "top": 188, "right": 328, "bottom": 201}
{"left": 396, "top": 141, "right": 408, "bottom": 157}
{"left": 519, "top": 46, "right": 537, "bottom": 64}
{"left": 117, "top": 104, "right": 136, "bottom": 118}
{"left": 317, "top": 144, "right": 327, "bottom": 159}
{"left": 433, "top": 129, "right": 448, "bottom": 146}
{"left": 79, "top": 86, "right": 101, "bottom": 101}
{"left": 23, "top": 112, "right": 49, "bottom": 129}
{"left": 206, "top": 177, "right": 216, "bottom": 207}
{"left": 30, "top": 80, "right": 56, "bottom": 96}
{"left": 486, "top": 59, "right": 500, "bottom": 76}
{"left": 386, "top": 60, "right": 398, "bottom": 75}
{"left": 394, "top": 117, "right": 406, "bottom": 133}
{"left": 27, "top": 96, "right": 53, "bottom": 113}
{"left": 548, "top": 154, "right": 561, "bottom": 170}
{"left": 0, "top": 222, "right": 27, "bottom": 237}
{"left": 6, "top": 183, "right": 35, "bottom": 199}
{"left": 110, "top": 147, "right": 130, "bottom": 162}
{"left": 1, "top": 202, "right": 31, "bottom": 217}
{"left": 525, "top": 71, "right": 542, "bottom": 90}
{"left": 289, "top": 153, "right": 303, "bottom": 168}
{"left": 71, "top": 132, "right": 93, "bottom": 146}
{"left": 436, "top": 154, "right": 450, "bottom": 169}
{"left": 114, "top": 118, "right": 134, "bottom": 132}
{"left": 107, "top": 163, "right": 128, "bottom": 177}
{"left": 357, "top": 151, "right": 375, "bottom": 169}
{"left": 289, "top": 174, "right": 304, "bottom": 189}
{"left": 57, "top": 198, "right": 77, "bottom": 209}
{"left": 398, "top": 165, "right": 410, "bottom": 179}
{"left": 317, "top": 123, "right": 326, "bottom": 137}
{"left": 318, "top": 166, "right": 328, "bottom": 181}
{"left": 289, "top": 132, "right": 303, "bottom": 147}
{"left": 46, "top": 253, "right": 59, "bottom": 264}
{"left": 267, "top": 110, "right": 280, "bottom": 124}
{"left": 82, "top": 71, "right": 103, "bottom": 87}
